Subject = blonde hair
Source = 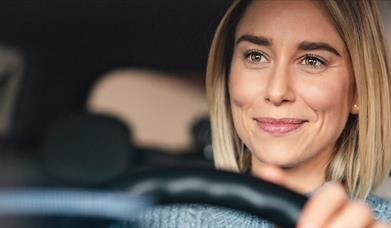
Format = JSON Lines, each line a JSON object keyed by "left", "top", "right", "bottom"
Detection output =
{"left": 206, "top": 0, "right": 391, "bottom": 199}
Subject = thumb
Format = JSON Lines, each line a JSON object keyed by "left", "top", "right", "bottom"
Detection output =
{"left": 251, "top": 163, "right": 290, "bottom": 188}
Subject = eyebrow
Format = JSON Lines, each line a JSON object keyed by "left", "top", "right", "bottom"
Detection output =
{"left": 298, "top": 41, "right": 341, "bottom": 56}
{"left": 236, "top": 34, "right": 341, "bottom": 57}
{"left": 236, "top": 34, "right": 271, "bottom": 46}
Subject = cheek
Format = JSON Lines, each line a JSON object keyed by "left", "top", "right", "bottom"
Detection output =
{"left": 298, "top": 73, "right": 353, "bottom": 117}
{"left": 228, "top": 61, "right": 264, "bottom": 143}
{"left": 228, "top": 61, "right": 264, "bottom": 107}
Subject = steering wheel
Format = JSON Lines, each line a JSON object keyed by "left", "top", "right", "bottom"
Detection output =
{"left": 0, "top": 168, "right": 307, "bottom": 227}
{"left": 113, "top": 168, "right": 308, "bottom": 227}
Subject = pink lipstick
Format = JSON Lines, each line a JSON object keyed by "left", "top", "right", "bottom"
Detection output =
{"left": 255, "top": 118, "right": 307, "bottom": 136}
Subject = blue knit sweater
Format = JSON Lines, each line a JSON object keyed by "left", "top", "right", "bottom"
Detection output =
{"left": 110, "top": 194, "right": 390, "bottom": 228}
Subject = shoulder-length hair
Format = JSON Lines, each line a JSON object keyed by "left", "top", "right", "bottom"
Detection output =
{"left": 206, "top": 0, "right": 391, "bottom": 199}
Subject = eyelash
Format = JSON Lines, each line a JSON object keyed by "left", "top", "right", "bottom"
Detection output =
{"left": 243, "top": 50, "right": 328, "bottom": 70}
{"left": 244, "top": 50, "right": 268, "bottom": 64}
{"left": 299, "top": 54, "right": 328, "bottom": 68}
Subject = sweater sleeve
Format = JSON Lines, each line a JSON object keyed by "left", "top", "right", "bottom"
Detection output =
{"left": 366, "top": 194, "right": 391, "bottom": 223}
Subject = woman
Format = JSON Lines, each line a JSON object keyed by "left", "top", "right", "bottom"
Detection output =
{"left": 115, "top": 0, "right": 391, "bottom": 227}
{"left": 208, "top": 0, "right": 391, "bottom": 225}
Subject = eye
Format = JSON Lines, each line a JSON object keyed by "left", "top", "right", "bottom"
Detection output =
{"left": 244, "top": 50, "right": 268, "bottom": 64}
{"left": 300, "top": 54, "right": 327, "bottom": 69}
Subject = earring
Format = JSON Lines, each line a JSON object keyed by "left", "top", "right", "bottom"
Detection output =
{"left": 352, "top": 104, "right": 359, "bottom": 113}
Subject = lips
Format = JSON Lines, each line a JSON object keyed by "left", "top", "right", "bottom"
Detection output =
{"left": 255, "top": 117, "right": 307, "bottom": 135}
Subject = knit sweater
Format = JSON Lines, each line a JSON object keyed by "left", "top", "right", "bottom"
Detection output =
{"left": 111, "top": 194, "right": 391, "bottom": 228}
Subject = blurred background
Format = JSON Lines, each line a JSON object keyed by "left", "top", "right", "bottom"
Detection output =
{"left": 0, "top": 0, "right": 232, "bottom": 189}
{"left": 0, "top": 0, "right": 389, "bottom": 226}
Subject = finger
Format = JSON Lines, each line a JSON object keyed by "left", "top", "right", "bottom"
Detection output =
{"left": 371, "top": 222, "right": 391, "bottom": 228}
{"left": 326, "top": 201, "right": 374, "bottom": 228}
{"left": 297, "top": 182, "right": 348, "bottom": 227}
{"left": 252, "top": 163, "right": 288, "bottom": 187}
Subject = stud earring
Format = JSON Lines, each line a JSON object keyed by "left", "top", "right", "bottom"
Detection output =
{"left": 352, "top": 104, "right": 359, "bottom": 113}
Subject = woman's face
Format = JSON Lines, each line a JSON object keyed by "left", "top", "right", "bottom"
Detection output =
{"left": 229, "top": 0, "right": 355, "bottom": 171}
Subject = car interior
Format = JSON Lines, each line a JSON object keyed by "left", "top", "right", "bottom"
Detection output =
{"left": 0, "top": 0, "right": 390, "bottom": 227}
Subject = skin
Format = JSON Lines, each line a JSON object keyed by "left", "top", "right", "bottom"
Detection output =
{"left": 228, "top": 0, "right": 390, "bottom": 227}
{"left": 230, "top": 0, "right": 354, "bottom": 193}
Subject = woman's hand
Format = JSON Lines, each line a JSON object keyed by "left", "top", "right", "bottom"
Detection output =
{"left": 297, "top": 182, "right": 390, "bottom": 227}
{"left": 253, "top": 164, "right": 391, "bottom": 227}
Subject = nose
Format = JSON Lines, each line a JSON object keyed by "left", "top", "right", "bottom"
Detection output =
{"left": 264, "top": 64, "right": 295, "bottom": 106}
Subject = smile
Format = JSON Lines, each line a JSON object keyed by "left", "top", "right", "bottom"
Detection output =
{"left": 254, "top": 117, "right": 307, "bottom": 136}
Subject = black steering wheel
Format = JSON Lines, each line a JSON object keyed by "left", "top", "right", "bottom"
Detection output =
{"left": 113, "top": 168, "right": 308, "bottom": 227}
{"left": 0, "top": 168, "right": 307, "bottom": 227}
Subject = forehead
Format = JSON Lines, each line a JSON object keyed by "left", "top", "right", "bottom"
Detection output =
{"left": 235, "top": 0, "right": 345, "bottom": 49}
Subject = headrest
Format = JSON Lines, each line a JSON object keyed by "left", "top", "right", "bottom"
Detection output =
{"left": 41, "top": 112, "right": 132, "bottom": 186}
